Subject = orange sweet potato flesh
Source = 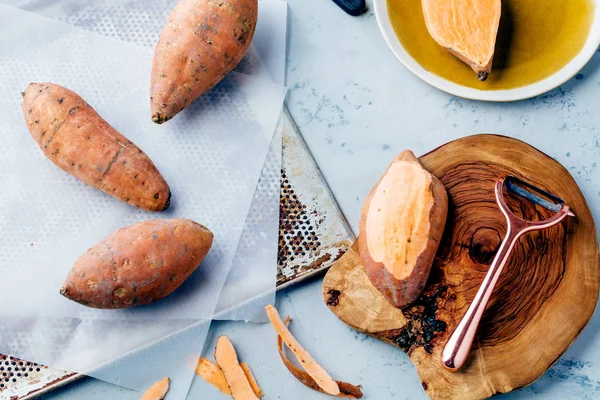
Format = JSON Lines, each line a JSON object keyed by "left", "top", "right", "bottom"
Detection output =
{"left": 358, "top": 150, "right": 448, "bottom": 308}
{"left": 22, "top": 83, "right": 170, "bottom": 211}
{"left": 422, "top": 0, "right": 501, "bottom": 80}
{"left": 60, "top": 218, "right": 213, "bottom": 309}
{"left": 150, "top": 0, "right": 258, "bottom": 124}
{"left": 140, "top": 377, "right": 170, "bottom": 400}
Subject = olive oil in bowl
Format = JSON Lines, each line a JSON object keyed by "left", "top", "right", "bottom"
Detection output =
{"left": 388, "top": 0, "right": 595, "bottom": 90}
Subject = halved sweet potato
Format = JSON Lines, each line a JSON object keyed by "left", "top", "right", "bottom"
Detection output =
{"left": 358, "top": 150, "right": 448, "bottom": 308}
{"left": 422, "top": 0, "right": 501, "bottom": 80}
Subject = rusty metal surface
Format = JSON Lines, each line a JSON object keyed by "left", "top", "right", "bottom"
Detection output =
{"left": 0, "top": 107, "right": 354, "bottom": 399}
{"left": 277, "top": 107, "right": 355, "bottom": 287}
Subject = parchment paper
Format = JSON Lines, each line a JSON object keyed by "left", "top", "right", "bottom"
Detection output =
{"left": 0, "top": 3, "right": 286, "bottom": 396}
{"left": 216, "top": 0, "right": 288, "bottom": 322}
{"left": 3, "top": 0, "right": 289, "bottom": 325}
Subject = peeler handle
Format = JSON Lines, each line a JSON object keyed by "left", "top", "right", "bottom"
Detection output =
{"left": 441, "top": 227, "right": 522, "bottom": 371}
{"left": 441, "top": 178, "right": 573, "bottom": 371}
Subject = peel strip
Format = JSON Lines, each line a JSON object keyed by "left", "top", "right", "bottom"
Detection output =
{"left": 241, "top": 362, "right": 264, "bottom": 398}
{"left": 196, "top": 357, "right": 231, "bottom": 395}
{"left": 276, "top": 316, "right": 363, "bottom": 398}
{"left": 266, "top": 304, "right": 341, "bottom": 395}
{"left": 196, "top": 358, "right": 264, "bottom": 398}
{"left": 139, "top": 377, "right": 170, "bottom": 400}
{"left": 215, "top": 336, "right": 259, "bottom": 400}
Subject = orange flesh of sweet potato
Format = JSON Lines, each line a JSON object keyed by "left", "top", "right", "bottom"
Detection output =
{"left": 22, "top": 82, "right": 171, "bottom": 211}
{"left": 60, "top": 218, "right": 213, "bottom": 309}
{"left": 277, "top": 316, "right": 363, "bottom": 399}
{"left": 358, "top": 150, "right": 448, "bottom": 308}
{"left": 214, "top": 336, "right": 259, "bottom": 400}
{"left": 150, "top": 0, "right": 258, "bottom": 124}
{"left": 422, "top": 0, "right": 501, "bottom": 80}
{"left": 140, "top": 377, "right": 170, "bottom": 400}
{"left": 265, "top": 305, "right": 341, "bottom": 396}
{"left": 196, "top": 357, "right": 263, "bottom": 398}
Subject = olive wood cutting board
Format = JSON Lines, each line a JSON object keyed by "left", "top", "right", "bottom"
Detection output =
{"left": 322, "top": 134, "right": 600, "bottom": 400}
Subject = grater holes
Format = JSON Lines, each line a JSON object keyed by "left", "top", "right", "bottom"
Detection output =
{"left": 278, "top": 170, "right": 320, "bottom": 267}
{"left": 0, "top": 355, "right": 45, "bottom": 389}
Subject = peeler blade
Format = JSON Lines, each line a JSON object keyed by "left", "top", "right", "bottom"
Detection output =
{"left": 503, "top": 176, "right": 572, "bottom": 215}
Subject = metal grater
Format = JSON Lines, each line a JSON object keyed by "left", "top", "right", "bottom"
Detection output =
{"left": 0, "top": 107, "right": 354, "bottom": 399}
{"left": 277, "top": 107, "right": 355, "bottom": 287}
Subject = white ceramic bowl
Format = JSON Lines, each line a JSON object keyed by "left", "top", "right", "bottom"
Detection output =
{"left": 373, "top": 0, "right": 600, "bottom": 101}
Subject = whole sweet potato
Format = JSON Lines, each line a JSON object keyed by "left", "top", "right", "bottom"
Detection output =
{"left": 150, "top": 0, "right": 258, "bottom": 124}
{"left": 60, "top": 219, "right": 213, "bottom": 309}
{"left": 22, "top": 83, "right": 171, "bottom": 211}
{"left": 358, "top": 150, "right": 448, "bottom": 308}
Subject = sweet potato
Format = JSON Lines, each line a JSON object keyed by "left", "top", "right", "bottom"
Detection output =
{"left": 22, "top": 82, "right": 171, "bottom": 211}
{"left": 150, "top": 0, "right": 258, "bottom": 124}
{"left": 422, "top": 0, "right": 501, "bottom": 80}
{"left": 358, "top": 150, "right": 448, "bottom": 308}
{"left": 60, "top": 218, "right": 213, "bottom": 309}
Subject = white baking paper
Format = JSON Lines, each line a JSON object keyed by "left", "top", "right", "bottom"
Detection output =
{"left": 0, "top": 3, "right": 286, "bottom": 396}
{"left": 253, "top": 0, "right": 289, "bottom": 86}
{"left": 3, "top": 0, "right": 289, "bottom": 325}
{"left": 215, "top": 0, "right": 288, "bottom": 322}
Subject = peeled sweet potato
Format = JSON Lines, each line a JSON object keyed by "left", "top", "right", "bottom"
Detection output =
{"left": 22, "top": 83, "right": 170, "bottom": 211}
{"left": 358, "top": 150, "right": 448, "bottom": 308}
{"left": 60, "top": 219, "right": 213, "bottom": 309}
{"left": 150, "top": 0, "right": 258, "bottom": 124}
{"left": 422, "top": 0, "right": 501, "bottom": 80}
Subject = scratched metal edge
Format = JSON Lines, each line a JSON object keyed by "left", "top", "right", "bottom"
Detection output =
{"left": 2, "top": 106, "right": 354, "bottom": 399}
{"left": 20, "top": 374, "right": 83, "bottom": 400}
{"left": 276, "top": 106, "right": 355, "bottom": 290}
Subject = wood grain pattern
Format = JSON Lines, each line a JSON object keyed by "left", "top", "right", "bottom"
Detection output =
{"left": 323, "top": 134, "right": 599, "bottom": 400}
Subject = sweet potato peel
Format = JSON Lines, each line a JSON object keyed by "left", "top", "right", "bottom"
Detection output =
{"left": 196, "top": 357, "right": 263, "bottom": 398}
{"left": 196, "top": 357, "right": 231, "bottom": 395}
{"left": 266, "top": 305, "right": 362, "bottom": 398}
{"left": 241, "top": 362, "right": 264, "bottom": 398}
{"left": 140, "top": 377, "right": 170, "bottom": 400}
{"left": 214, "top": 336, "right": 259, "bottom": 400}
{"left": 277, "top": 317, "right": 363, "bottom": 399}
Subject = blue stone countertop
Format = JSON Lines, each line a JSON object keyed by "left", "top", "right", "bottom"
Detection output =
{"left": 40, "top": 0, "right": 600, "bottom": 398}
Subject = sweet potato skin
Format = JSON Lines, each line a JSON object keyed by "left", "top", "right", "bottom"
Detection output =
{"left": 358, "top": 151, "right": 448, "bottom": 308}
{"left": 60, "top": 219, "right": 213, "bottom": 309}
{"left": 150, "top": 0, "right": 258, "bottom": 124}
{"left": 22, "top": 82, "right": 171, "bottom": 211}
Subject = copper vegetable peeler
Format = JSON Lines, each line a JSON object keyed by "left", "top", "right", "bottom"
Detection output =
{"left": 441, "top": 176, "right": 575, "bottom": 372}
